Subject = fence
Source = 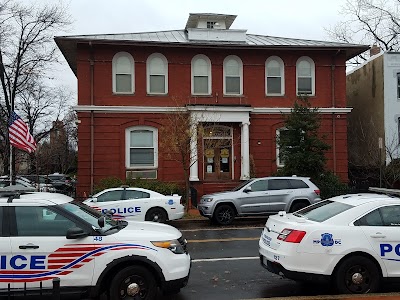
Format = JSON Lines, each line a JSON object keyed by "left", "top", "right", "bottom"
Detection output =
{"left": 4, "top": 277, "right": 60, "bottom": 300}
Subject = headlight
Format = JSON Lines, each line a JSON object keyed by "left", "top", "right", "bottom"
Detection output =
{"left": 202, "top": 197, "right": 213, "bottom": 202}
{"left": 151, "top": 239, "right": 185, "bottom": 254}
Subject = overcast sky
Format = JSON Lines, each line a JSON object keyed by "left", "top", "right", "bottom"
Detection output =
{"left": 50, "top": 0, "right": 349, "bottom": 99}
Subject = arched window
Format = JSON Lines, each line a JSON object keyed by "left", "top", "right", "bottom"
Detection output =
{"left": 191, "top": 55, "right": 211, "bottom": 95}
{"left": 112, "top": 52, "right": 134, "bottom": 94}
{"left": 266, "top": 56, "right": 285, "bottom": 95}
{"left": 223, "top": 55, "right": 243, "bottom": 95}
{"left": 147, "top": 53, "right": 168, "bottom": 94}
{"left": 125, "top": 126, "right": 158, "bottom": 172}
{"left": 296, "top": 56, "right": 315, "bottom": 96}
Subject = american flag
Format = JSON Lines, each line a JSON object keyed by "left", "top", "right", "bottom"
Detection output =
{"left": 8, "top": 111, "right": 37, "bottom": 153}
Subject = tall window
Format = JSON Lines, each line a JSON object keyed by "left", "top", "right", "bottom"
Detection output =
{"left": 397, "top": 73, "right": 400, "bottom": 99}
{"left": 223, "top": 55, "right": 243, "bottom": 95}
{"left": 266, "top": 56, "right": 285, "bottom": 95}
{"left": 126, "top": 126, "right": 158, "bottom": 170}
{"left": 112, "top": 52, "right": 134, "bottom": 94}
{"left": 192, "top": 55, "right": 211, "bottom": 95}
{"left": 296, "top": 56, "right": 315, "bottom": 96}
{"left": 147, "top": 53, "right": 168, "bottom": 94}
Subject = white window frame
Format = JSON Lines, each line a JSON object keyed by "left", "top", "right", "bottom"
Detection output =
{"left": 397, "top": 73, "right": 400, "bottom": 99}
{"left": 146, "top": 53, "right": 168, "bottom": 95}
{"left": 223, "top": 55, "right": 243, "bottom": 96}
{"left": 125, "top": 126, "right": 158, "bottom": 170}
{"left": 296, "top": 56, "right": 315, "bottom": 96}
{"left": 112, "top": 52, "right": 134, "bottom": 94}
{"left": 191, "top": 54, "right": 212, "bottom": 95}
{"left": 265, "top": 56, "right": 285, "bottom": 96}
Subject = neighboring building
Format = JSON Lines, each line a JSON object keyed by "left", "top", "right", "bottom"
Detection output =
{"left": 55, "top": 13, "right": 368, "bottom": 199}
{"left": 347, "top": 49, "right": 400, "bottom": 170}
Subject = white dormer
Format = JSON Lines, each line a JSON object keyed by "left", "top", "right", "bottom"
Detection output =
{"left": 185, "top": 13, "right": 247, "bottom": 43}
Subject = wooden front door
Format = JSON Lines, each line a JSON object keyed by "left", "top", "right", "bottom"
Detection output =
{"left": 204, "top": 144, "right": 232, "bottom": 181}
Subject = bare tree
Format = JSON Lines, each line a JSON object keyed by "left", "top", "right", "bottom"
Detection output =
{"left": 326, "top": 0, "right": 400, "bottom": 65}
{"left": 0, "top": 0, "right": 71, "bottom": 174}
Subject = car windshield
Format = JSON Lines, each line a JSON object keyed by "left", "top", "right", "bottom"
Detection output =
{"left": 60, "top": 201, "right": 118, "bottom": 231}
{"left": 293, "top": 200, "right": 353, "bottom": 222}
{"left": 232, "top": 180, "right": 252, "bottom": 191}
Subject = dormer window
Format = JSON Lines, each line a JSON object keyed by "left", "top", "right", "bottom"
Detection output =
{"left": 207, "top": 21, "right": 217, "bottom": 29}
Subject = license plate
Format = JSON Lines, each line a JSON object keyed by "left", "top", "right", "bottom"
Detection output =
{"left": 262, "top": 233, "right": 272, "bottom": 247}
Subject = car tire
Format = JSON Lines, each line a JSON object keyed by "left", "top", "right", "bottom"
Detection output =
{"left": 109, "top": 265, "right": 157, "bottom": 300}
{"left": 289, "top": 201, "right": 309, "bottom": 212}
{"left": 334, "top": 255, "right": 381, "bottom": 294}
{"left": 213, "top": 204, "right": 235, "bottom": 225}
{"left": 145, "top": 207, "right": 167, "bottom": 223}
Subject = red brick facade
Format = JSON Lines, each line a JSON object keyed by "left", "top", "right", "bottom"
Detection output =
{"left": 73, "top": 43, "right": 349, "bottom": 198}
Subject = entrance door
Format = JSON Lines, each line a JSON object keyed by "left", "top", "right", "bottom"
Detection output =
{"left": 204, "top": 145, "right": 232, "bottom": 180}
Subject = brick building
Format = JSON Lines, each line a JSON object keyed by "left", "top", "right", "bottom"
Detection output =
{"left": 55, "top": 13, "right": 368, "bottom": 198}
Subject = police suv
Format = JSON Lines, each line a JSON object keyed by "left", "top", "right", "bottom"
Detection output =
{"left": 0, "top": 191, "right": 191, "bottom": 299}
{"left": 259, "top": 193, "right": 400, "bottom": 294}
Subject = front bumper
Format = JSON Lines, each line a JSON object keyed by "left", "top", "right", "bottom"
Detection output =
{"left": 197, "top": 204, "right": 212, "bottom": 217}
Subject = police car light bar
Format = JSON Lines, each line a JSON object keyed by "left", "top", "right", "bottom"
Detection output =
{"left": 368, "top": 187, "right": 400, "bottom": 196}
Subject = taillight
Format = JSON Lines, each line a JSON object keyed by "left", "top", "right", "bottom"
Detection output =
{"left": 314, "top": 189, "right": 320, "bottom": 196}
{"left": 277, "top": 228, "right": 306, "bottom": 243}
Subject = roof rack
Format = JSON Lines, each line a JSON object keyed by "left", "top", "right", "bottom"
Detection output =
{"left": 368, "top": 187, "right": 400, "bottom": 196}
{"left": 0, "top": 190, "right": 32, "bottom": 203}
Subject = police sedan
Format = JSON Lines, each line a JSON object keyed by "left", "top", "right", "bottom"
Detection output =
{"left": 83, "top": 186, "right": 184, "bottom": 223}
{"left": 259, "top": 193, "right": 400, "bottom": 294}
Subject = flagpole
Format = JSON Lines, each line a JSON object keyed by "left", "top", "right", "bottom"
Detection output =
{"left": 9, "top": 143, "right": 12, "bottom": 186}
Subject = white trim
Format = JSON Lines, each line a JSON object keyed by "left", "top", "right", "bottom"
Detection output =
{"left": 125, "top": 126, "right": 158, "bottom": 170}
{"left": 223, "top": 55, "right": 243, "bottom": 95}
{"left": 266, "top": 56, "right": 285, "bottom": 96}
{"left": 146, "top": 53, "right": 168, "bottom": 95}
{"left": 112, "top": 52, "right": 134, "bottom": 94}
{"left": 191, "top": 54, "right": 212, "bottom": 95}
{"left": 74, "top": 105, "right": 352, "bottom": 114}
{"left": 275, "top": 128, "right": 286, "bottom": 167}
{"left": 296, "top": 56, "right": 315, "bottom": 96}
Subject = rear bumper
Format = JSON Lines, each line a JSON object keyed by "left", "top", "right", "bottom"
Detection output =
{"left": 260, "top": 255, "right": 330, "bottom": 283}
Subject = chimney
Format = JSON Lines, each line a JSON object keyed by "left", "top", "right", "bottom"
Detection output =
{"left": 370, "top": 44, "right": 381, "bottom": 57}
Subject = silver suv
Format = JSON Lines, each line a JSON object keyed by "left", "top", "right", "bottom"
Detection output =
{"left": 197, "top": 176, "right": 321, "bottom": 225}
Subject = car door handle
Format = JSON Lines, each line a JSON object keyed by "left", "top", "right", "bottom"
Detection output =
{"left": 19, "top": 243, "right": 39, "bottom": 249}
{"left": 370, "top": 233, "right": 386, "bottom": 238}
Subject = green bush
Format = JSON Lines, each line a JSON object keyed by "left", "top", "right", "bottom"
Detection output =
{"left": 314, "top": 171, "right": 349, "bottom": 199}
{"left": 93, "top": 176, "right": 183, "bottom": 196}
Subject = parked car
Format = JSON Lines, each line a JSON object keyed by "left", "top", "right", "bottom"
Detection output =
{"left": 19, "top": 175, "right": 56, "bottom": 192}
{"left": 47, "top": 173, "right": 74, "bottom": 195}
{"left": 0, "top": 178, "right": 36, "bottom": 192}
{"left": 259, "top": 192, "right": 400, "bottom": 294}
{"left": 0, "top": 191, "right": 190, "bottom": 299}
{"left": 197, "top": 176, "right": 321, "bottom": 225}
{"left": 83, "top": 186, "right": 184, "bottom": 223}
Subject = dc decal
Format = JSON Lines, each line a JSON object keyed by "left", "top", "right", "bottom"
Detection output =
{"left": 313, "top": 233, "right": 341, "bottom": 246}
{"left": 168, "top": 199, "right": 174, "bottom": 205}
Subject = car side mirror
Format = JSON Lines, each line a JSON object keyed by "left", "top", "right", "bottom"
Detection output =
{"left": 91, "top": 197, "right": 97, "bottom": 203}
{"left": 66, "top": 227, "right": 89, "bottom": 239}
{"left": 98, "top": 216, "right": 105, "bottom": 228}
{"left": 243, "top": 187, "right": 252, "bottom": 193}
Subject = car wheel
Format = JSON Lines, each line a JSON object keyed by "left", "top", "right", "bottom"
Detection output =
{"left": 109, "top": 265, "right": 157, "bottom": 300}
{"left": 289, "top": 201, "right": 309, "bottom": 212}
{"left": 213, "top": 204, "right": 235, "bottom": 225}
{"left": 334, "top": 255, "right": 380, "bottom": 294}
{"left": 145, "top": 208, "right": 167, "bottom": 223}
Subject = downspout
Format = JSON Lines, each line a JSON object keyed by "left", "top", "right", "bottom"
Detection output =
{"left": 89, "top": 41, "right": 94, "bottom": 194}
{"left": 331, "top": 50, "right": 340, "bottom": 174}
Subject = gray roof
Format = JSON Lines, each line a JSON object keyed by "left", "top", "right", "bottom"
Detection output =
{"left": 55, "top": 29, "right": 369, "bottom": 75}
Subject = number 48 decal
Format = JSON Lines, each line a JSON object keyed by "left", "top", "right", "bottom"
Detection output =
{"left": 94, "top": 236, "right": 103, "bottom": 241}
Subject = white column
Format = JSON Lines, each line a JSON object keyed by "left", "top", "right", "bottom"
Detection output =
{"left": 240, "top": 121, "right": 250, "bottom": 180}
{"left": 189, "top": 122, "right": 199, "bottom": 181}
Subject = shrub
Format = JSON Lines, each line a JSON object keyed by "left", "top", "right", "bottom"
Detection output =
{"left": 314, "top": 172, "right": 349, "bottom": 199}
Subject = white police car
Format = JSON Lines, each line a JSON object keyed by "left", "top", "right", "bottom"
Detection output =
{"left": 0, "top": 191, "right": 191, "bottom": 299}
{"left": 259, "top": 193, "right": 400, "bottom": 294}
{"left": 83, "top": 186, "right": 184, "bottom": 223}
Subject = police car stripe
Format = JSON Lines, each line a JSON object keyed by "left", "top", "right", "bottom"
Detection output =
{"left": 0, "top": 243, "right": 157, "bottom": 281}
